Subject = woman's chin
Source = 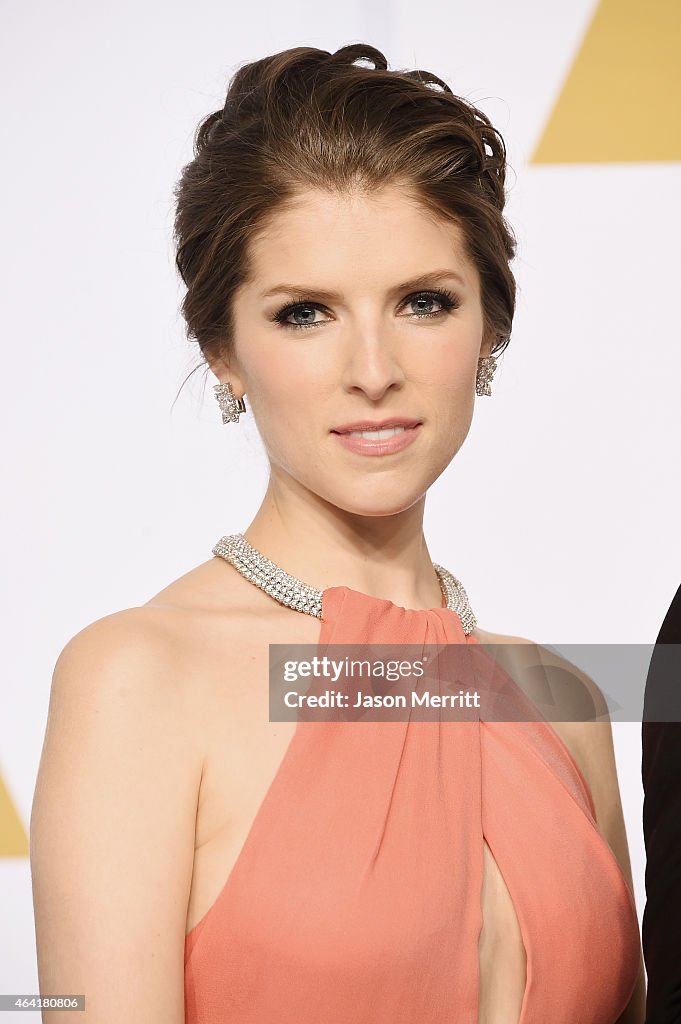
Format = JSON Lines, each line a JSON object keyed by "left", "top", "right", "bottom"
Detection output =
{"left": 320, "top": 485, "right": 430, "bottom": 519}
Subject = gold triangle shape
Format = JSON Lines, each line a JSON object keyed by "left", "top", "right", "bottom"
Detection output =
{"left": 0, "top": 772, "right": 29, "bottom": 857}
{"left": 531, "top": 0, "right": 681, "bottom": 163}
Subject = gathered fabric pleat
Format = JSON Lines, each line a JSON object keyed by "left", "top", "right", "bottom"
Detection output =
{"left": 184, "top": 585, "right": 640, "bottom": 1024}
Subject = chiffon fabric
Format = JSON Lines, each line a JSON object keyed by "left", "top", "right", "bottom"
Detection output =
{"left": 184, "top": 585, "right": 640, "bottom": 1023}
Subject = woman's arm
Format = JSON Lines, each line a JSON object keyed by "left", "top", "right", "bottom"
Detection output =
{"left": 30, "top": 609, "right": 203, "bottom": 1023}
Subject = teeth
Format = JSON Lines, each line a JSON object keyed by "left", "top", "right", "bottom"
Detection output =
{"left": 347, "top": 426, "right": 407, "bottom": 439}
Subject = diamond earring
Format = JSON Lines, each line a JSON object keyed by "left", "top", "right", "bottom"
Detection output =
{"left": 476, "top": 355, "right": 497, "bottom": 397}
{"left": 213, "top": 381, "right": 247, "bottom": 424}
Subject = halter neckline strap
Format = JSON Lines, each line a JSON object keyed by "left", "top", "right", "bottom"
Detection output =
{"left": 212, "top": 532, "right": 478, "bottom": 635}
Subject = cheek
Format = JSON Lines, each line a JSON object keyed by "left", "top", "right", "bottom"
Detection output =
{"left": 243, "top": 341, "right": 334, "bottom": 459}
{"left": 243, "top": 354, "right": 293, "bottom": 435}
{"left": 248, "top": 338, "right": 333, "bottom": 402}
{"left": 410, "top": 346, "right": 478, "bottom": 407}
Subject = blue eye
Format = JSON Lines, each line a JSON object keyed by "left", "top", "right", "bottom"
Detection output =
{"left": 271, "top": 289, "right": 461, "bottom": 330}
{"left": 274, "top": 302, "right": 326, "bottom": 329}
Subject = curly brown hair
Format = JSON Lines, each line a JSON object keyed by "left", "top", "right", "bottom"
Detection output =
{"left": 172, "top": 43, "right": 517, "bottom": 388}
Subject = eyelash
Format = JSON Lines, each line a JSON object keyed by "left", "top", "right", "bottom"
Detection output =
{"left": 271, "top": 288, "right": 461, "bottom": 330}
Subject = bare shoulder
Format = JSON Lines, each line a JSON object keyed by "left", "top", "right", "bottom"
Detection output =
{"left": 55, "top": 553, "right": 273, "bottom": 678}
{"left": 49, "top": 551, "right": 310, "bottom": 747}
{"left": 54, "top": 604, "right": 194, "bottom": 679}
{"left": 139, "top": 551, "right": 321, "bottom": 647}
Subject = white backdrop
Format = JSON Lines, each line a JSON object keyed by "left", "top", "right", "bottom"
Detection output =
{"left": 2, "top": 0, "right": 680, "bottom": 1008}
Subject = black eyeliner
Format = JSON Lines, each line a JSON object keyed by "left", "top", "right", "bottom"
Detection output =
{"left": 270, "top": 287, "right": 461, "bottom": 330}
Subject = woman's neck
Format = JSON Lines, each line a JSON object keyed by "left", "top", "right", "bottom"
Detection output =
{"left": 242, "top": 493, "right": 443, "bottom": 611}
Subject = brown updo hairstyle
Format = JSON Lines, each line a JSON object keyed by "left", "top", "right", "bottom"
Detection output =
{"left": 173, "top": 43, "right": 517, "bottom": 388}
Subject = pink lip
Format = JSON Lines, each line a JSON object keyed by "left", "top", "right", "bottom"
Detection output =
{"left": 332, "top": 422, "right": 422, "bottom": 457}
{"left": 332, "top": 417, "right": 422, "bottom": 433}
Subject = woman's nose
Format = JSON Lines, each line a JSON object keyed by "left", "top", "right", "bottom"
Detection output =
{"left": 340, "top": 329, "right": 407, "bottom": 401}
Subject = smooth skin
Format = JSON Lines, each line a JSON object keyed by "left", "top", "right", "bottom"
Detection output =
{"left": 30, "top": 184, "right": 645, "bottom": 1022}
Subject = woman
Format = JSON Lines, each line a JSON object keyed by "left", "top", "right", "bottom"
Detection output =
{"left": 30, "top": 44, "right": 645, "bottom": 1023}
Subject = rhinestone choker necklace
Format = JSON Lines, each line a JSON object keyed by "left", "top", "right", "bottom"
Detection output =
{"left": 212, "top": 533, "right": 477, "bottom": 635}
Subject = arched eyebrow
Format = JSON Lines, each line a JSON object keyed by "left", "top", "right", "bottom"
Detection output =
{"left": 260, "top": 269, "right": 467, "bottom": 301}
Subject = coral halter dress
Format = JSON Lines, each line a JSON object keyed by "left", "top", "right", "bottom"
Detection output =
{"left": 184, "top": 534, "right": 640, "bottom": 1024}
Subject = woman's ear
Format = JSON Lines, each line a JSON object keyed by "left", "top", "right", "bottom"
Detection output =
{"left": 206, "top": 350, "right": 246, "bottom": 397}
{"left": 479, "top": 329, "right": 496, "bottom": 362}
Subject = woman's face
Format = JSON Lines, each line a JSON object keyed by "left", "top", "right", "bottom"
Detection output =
{"left": 223, "top": 183, "right": 492, "bottom": 517}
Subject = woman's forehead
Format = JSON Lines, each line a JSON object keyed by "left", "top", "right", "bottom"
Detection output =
{"left": 244, "top": 189, "right": 475, "bottom": 288}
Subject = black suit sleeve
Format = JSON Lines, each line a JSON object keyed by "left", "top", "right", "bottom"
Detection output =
{"left": 642, "top": 584, "right": 681, "bottom": 1024}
